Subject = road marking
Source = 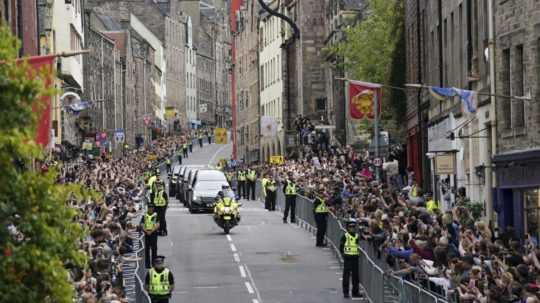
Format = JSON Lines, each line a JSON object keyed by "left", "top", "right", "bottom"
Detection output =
{"left": 208, "top": 143, "right": 230, "bottom": 165}
{"left": 244, "top": 282, "right": 254, "bottom": 294}
{"left": 230, "top": 243, "right": 237, "bottom": 252}
{"left": 226, "top": 235, "right": 232, "bottom": 242}
{"left": 252, "top": 300, "right": 260, "bottom": 303}
{"left": 239, "top": 265, "right": 246, "bottom": 278}
{"left": 244, "top": 264, "right": 263, "bottom": 302}
{"left": 233, "top": 253, "right": 240, "bottom": 262}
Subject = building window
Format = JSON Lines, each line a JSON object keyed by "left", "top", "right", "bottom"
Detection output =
{"left": 502, "top": 48, "right": 511, "bottom": 128}
{"left": 513, "top": 44, "right": 525, "bottom": 128}
{"left": 70, "top": 25, "right": 82, "bottom": 63}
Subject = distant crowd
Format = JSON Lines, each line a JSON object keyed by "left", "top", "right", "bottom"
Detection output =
{"left": 55, "top": 137, "right": 179, "bottom": 303}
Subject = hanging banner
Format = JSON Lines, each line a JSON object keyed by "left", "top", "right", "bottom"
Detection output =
{"left": 260, "top": 116, "right": 278, "bottom": 137}
{"left": 20, "top": 55, "right": 55, "bottom": 146}
{"left": 214, "top": 128, "right": 227, "bottom": 144}
{"left": 348, "top": 80, "right": 382, "bottom": 120}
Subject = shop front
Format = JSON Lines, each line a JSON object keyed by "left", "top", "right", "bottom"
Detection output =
{"left": 494, "top": 149, "right": 540, "bottom": 241}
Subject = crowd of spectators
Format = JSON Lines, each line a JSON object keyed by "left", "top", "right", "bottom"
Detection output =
{"left": 257, "top": 142, "right": 540, "bottom": 303}
{"left": 55, "top": 137, "right": 179, "bottom": 303}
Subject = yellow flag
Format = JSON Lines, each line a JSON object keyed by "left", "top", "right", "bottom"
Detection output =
{"left": 214, "top": 128, "right": 227, "bottom": 144}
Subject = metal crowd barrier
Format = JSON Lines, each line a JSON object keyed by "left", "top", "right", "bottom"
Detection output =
{"left": 129, "top": 193, "right": 152, "bottom": 303}
{"left": 256, "top": 181, "right": 451, "bottom": 303}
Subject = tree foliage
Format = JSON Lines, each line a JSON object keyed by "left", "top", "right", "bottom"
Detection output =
{"left": 0, "top": 25, "right": 86, "bottom": 303}
{"left": 329, "top": 0, "right": 406, "bottom": 140}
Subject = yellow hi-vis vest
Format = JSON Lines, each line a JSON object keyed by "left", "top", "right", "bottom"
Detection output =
{"left": 247, "top": 170, "right": 256, "bottom": 181}
{"left": 267, "top": 180, "right": 277, "bottom": 192}
{"left": 238, "top": 171, "right": 246, "bottom": 181}
{"left": 285, "top": 182, "right": 297, "bottom": 195}
{"left": 426, "top": 199, "right": 439, "bottom": 213}
{"left": 411, "top": 184, "right": 418, "bottom": 197}
{"left": 147, "top": 175, "right": 157, "bottom": 192}
{"left": 149, "top": 268, "right": 171, "bottom": 295}
{"left": 344, "top": 232, "right": 359, "bottom": 256}
{"left": 154, "top": 191, "right": 166, "bottom": 207}
{"left": 315, "top": 197, "right": 329, "bottom": 213}
{"left": 144, "top": 213, "right": 158, "bottom": 230}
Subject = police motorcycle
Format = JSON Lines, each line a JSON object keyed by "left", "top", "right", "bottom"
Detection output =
{"left": 213, "top": 187, "right": 241, "bottom": 234}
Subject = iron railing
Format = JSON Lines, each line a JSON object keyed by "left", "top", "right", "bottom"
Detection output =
{"left": 257, "top": 182, "right": 452, "bottom": 303}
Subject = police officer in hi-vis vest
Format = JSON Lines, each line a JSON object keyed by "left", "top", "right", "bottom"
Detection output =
{"left": 340, "top": 219, "right": 361, "bottom": 299}
{"left": 182, "top": 140, "right": 189, "bottom": 158}
{"left": 145, "top": 256, "right": 175, "bottom": 303}
{"left": 140, "top": 205, "right": 160, "bottom": 268}
{"left": 188, "top": 134, "right": 193, "bottom": 152}
{"left": 151, "top": 180, "right": 169, "bottom": 236}
{"left": 246, "top": 168, "right": 257, "bottom": 200}
{"left": 264, "top": 176, "right": 278, "bottom": 211}
{"left": 198, "top": 132, "right": 204, "bottom": 148}
{"left": 282, "top": 173, "right": 297, "bottom": 223}
{"left": 312, "top": 192, "right": 329, "bottom": 247}
{"left": 237, "top": 168, "right": 247, "bottom": 199}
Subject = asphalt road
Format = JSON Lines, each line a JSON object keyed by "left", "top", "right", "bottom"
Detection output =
{"left": 157, "top": 142, "right": 347, "bottom": 303}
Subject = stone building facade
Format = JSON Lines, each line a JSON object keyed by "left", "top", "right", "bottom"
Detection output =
{"left": 215, "top": 8, "right": 232, "bottom": 129}
{"left": 259, "top": 2, "right": 285, "bottom": 161}
{"left": 405, "top": 0, "right": 493, "bottom": 212}
{"left": 83, "top": 16, "right": 123, "bottom": 154}
{"left": 197, "top": 15, "right": 216, "bottom": 127}
{"left": 235, "top": 0, "right": 260, "bottom": 163}
{"left": 493, "top": 0, "right": 540, "bottom": 239}
{"left": 323, "top": 0, "right": 364, "bottom": 145}
{"left": 2, "top": 0, "right": 39, "bottom": 56}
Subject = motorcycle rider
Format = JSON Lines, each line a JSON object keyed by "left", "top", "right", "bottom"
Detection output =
{"left": 213, "top": 188, "right": 240, "bottom": 223}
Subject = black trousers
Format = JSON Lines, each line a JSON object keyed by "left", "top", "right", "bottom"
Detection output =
{"left": 343, "top": 256, "right": 360, "bottom": 296}
{"left": 238, "top": 181, "right": 246, "bottom": 199}
{"left": 177, "top": 155, "right": 182, "bottom": 165}
{"left": 207, "top": 136, "right": 212, "bottom": 144}
{"left": 150, "top": 296, "right": 169, "bottom": 303}
{"left": 266, "top": 191, "right": 276, "bottom": 211}
{"left": 284, "top": 195, "right": 296, "bottom": 222}
{"left": 144, "top": 234, "right": 158, "bottom": 268}
{"left": 315, "top": 213, "right": 328, "bottom": 246}
{"left": 247, "top": 181, "right": 256, "bottom": 200}
{"left": 155, "top": 206, "right": 167, "bottom": 233}
{"left": 189, "top": 144, "right": 193, "bottom": 152}
{"left": 198, "top": 139, "right": 203, "bottom": 147}
{"left": 183, "top": 149, "right": 188, "bottom": 157}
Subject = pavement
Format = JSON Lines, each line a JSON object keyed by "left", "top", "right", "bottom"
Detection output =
{"left": 156, "top": 141, "right": 357, "bottom": 303}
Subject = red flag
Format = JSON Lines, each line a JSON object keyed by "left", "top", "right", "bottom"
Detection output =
{"left": 21, "top": 55, "right": 55, "bottom": 147}
{"left": 348, "top": 80, "right": 382, "bottom": 120}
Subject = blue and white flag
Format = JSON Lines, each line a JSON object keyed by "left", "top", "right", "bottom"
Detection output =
{"left": 65, "top": 101, "right": 91, "bottom": 114}
{"left": 429, "top": 86, "right": 456, "bottom": 100}
{"left": 428, "top": 86, "right": 477, "bottom": 114}
{"left": 453, "top": 88, "right": 477, "bottom": 113}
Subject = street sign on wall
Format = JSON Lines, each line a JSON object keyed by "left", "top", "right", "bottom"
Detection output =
{"left": 435, "top": 154, "right": 456, "bottom": 175}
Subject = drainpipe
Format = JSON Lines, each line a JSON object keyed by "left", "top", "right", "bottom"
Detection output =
{"left": 486, "top": 0, "right": 496, "bottom": 224}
